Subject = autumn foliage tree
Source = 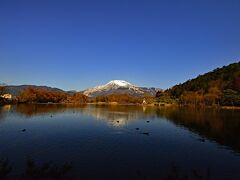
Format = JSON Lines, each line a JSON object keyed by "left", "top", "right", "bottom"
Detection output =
{"left": 64, "top": 92, "right": 88, "bottom": 104}
{"left": 155, "top": 91, "right": 176, "bottom": 104}
{"left": 18, "top": 87, "right": 67, "bottom": 103}
{"left": 94, "top": 94, "right": 143, "bottom": 104}
{"left": 166, "top": 62, "right": 240, "bottom": 106}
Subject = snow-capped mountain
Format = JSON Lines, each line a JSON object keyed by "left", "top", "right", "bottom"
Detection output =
{"left": 83, "top": 80, "right": 161, "bottom": 97}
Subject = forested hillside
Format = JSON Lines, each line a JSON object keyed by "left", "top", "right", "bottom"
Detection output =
{"left": 166, "top": 62, "right": 240, "bottom": 106}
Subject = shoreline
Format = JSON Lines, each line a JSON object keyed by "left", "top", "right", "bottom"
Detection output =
{"left": 1, "top": 102, "right": 240, "bottom": 110}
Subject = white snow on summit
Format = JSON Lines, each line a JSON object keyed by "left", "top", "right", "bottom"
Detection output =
{"left": 106, "top": 80, "right": 134, "bottom": 87}
{"left": 83, "top": 80, "right": 160, "bottom": 97}
{"left": 83, "top": 80, "right": 143, "bottom": 97}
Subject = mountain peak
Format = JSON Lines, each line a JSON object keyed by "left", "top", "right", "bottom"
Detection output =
{"left": 83, "top": 80, "right": 160, "bottom": 97}
{"left": 107, "top": 80, "right": 134, "bottom": 87}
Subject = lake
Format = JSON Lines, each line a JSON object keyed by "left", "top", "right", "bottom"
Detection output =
{"left": 0, "top": 104, "right": 240, "bottom": 179}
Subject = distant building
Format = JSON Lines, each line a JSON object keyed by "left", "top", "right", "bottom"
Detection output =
{"left": 1, "top": 94, "right": 12, "bottom": 100}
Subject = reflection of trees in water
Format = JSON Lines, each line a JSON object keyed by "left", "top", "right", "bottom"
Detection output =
{"left": 12, "top": 104, "right": 240, "bottom": 152}
{"left": 156, "top": 107, "right": 240, "bottom": 152}
{"left": 81, "top": 105, "right": 240, "bottom": 152}
{"left": 15, "top": 104, "right": 159, "bottom": 126}
{"left": 0, "top": 109, "right": 4, "bottom": 122}
{"left": 0, "top": 105, "right": 9, "bottom": 123}
{"left": 15, "top": 104, "right": 87, "bottom": 117}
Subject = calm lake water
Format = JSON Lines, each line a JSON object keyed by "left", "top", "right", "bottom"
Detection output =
{"left": 0, "top": 104, "right": 240, "bottom": 179}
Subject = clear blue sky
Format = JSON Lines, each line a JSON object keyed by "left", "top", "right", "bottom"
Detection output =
{"left": 0, "top": 0, "right": 240, "bottom": 90}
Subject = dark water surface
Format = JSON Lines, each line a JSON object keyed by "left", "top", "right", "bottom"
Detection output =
{"left": 0, "top": 104, "right": 240, "bottom": 179}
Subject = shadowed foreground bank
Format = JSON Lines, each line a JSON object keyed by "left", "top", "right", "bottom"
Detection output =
{"left": 0, "top": 159, "right": 223, "bottom": 180}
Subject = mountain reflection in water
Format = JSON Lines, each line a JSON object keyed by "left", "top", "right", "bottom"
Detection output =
{"left": 4, "top": 104, "right": 239, "bottom": 152}
{"left": 0, "top": 104, "right": 240, "bottom": 179}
